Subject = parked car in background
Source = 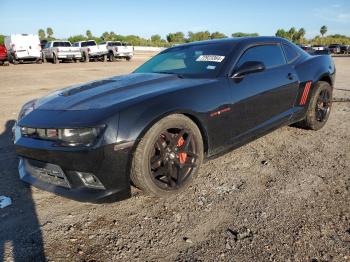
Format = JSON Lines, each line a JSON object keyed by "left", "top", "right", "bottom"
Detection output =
{"left": 42, "top": 41, "right": 82, "bottom": 64}
{"left": 73, "top": 40, "right": 108, "bottom": 62}
{"left": 328, "top": 44, "right": 342, "bottom": 54}
{"left": 0, "top": 44, "right": 9, "bottom": 66}
{"left": 309, "top": 49, "right": 331, "bottom": 56}
{"left": 5, "top": 34, "right": 42, "bottom": 64}
{"left": 99, "top": 41, "right": 134, "bottom": 61}
{"left": 340, "top": 45, "right": 349, "bottom": 54}
{"left": 312, "top": 45, "right": 326, "bottom": 51}
{"left": 298, "top": 44, "right": 312, "bottom": 52}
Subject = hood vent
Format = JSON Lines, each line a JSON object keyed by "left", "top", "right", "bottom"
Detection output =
{"left": 60, "top": 79, "right": 115, "bottom": 96}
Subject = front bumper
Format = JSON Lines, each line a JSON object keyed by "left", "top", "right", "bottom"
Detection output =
{"left": 14, "top": 127, "right": 133, "bottom": 203}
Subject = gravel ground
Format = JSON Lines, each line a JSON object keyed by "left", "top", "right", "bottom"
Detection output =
{"left": 0, "top": 55, "right": 349, "bottom": 262}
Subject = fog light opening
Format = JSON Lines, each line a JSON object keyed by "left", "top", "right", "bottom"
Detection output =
{"left": 77, "top": 172, "right": 105, "bottom": 189}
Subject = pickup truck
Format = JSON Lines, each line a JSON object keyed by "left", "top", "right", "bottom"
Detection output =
{"left": 99, "top": 41, "right": 134, "bottom": 61}
{"left": 73, "top": 40, "right": 108, "bottom": 62}
{"left": 42, "top": 41, "right": 82, "bottom": 64}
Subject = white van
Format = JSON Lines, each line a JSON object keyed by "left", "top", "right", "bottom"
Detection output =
{"left": 5, "top": 34, "right": 42, "bottom": 64}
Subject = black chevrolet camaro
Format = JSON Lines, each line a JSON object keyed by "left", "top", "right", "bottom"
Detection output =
{"left": 13, "top": 37, "right": 336, "bottom": 202}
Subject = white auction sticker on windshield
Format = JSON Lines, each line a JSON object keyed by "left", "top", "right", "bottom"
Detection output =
{"left": 196, "top": 55, "right": 225, "bottom": 63}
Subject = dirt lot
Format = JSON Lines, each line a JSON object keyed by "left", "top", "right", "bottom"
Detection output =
{"left": 0, "top": 55, "right": 349, "bottom": 262}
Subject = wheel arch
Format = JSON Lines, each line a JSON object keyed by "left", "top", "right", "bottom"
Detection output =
{"left": 318, "top": 74, "right": 333, "bottom": 88}
{"left": 129, "top": 110, "right": 209, "bottom": 160}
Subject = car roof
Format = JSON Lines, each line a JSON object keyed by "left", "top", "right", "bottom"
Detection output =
{"left": 175, "top": 36, "right": 290, "bottom": 47}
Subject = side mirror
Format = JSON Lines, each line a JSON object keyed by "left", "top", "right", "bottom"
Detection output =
{"left": 232, "top": 61, "right": 265, "bottom": 79}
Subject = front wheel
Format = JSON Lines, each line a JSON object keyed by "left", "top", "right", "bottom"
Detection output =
{"left": 296, "top": 81, "right": 332, "bottom": 130}
{"left": 52, "top": 54, "right": 59, "bottom": 64}
{"left": 130, "top": 114, "right": 204, "bottom": 197}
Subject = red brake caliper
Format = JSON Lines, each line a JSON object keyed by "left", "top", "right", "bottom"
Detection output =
{"left": 176, "top": 137, "right": 187, "bottom": 164}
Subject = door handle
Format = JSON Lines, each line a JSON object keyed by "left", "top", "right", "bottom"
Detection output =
{"left": 287, "top": 73, "right": 295, "bottom": 80}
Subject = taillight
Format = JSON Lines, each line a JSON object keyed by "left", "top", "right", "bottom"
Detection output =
{"left": 12, "top": 44, "right": 15, "bottom": 50}
{"left": 115, "top": 47, "right": 118, "bottom": 52}
{"left": 57, "top": 48, "right": 60, "bottom": 52}
{"left": 87, "top": 48, "right": 90, "bottom": 53}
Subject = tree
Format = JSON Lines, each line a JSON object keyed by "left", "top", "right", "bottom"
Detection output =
{"left": 0, "top": 35, "right": 4, "bottom": 44}
{"left": 187, "top": 31, "right": 211, "bottom": 42}
{"left": 68, "top": 35, "right": 87, "bottom": 43}
{"left": 166, "top": 32, "right": 185, "bottom": 43}
{"left": 46, "top": 27, "right": 54, "bottom": 39}
{"left": 232, "top": 32, "right": 259, "bottom": 37}
{"left": 320, "top": 25, "right": 328, "bottom": 37}
{"left": 38, "top": 29, "right": 46, "bottom": 40}
{"left": 102, "top": 32, "right": 110, "bottom": 41}
{"left": 275, "top": 29, "right": 288, "bottom": 38}
{"left": 86, "top": 30, "right": 92, "bottom": 39}
{"left": 288, "top": 27, "right": 296, "bottom": 41}
{"left": 151, "top": 34, "right": 161, "bottom": 43}
{"left": 297, "top": 28, "right": 306, "bottom": 44}
{"left": 210, "top": 32, "right": 227, "bottom": 39}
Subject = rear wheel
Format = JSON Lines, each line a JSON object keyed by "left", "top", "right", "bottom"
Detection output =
{"left": 126, "top": 56, "right": 132, "bottom": 61}
{"left": 9, "top": 54, "right": 18, "bottom": 65}
{"left": 109, "top": 52, "right": 115, "bottom": 62}
{"left": 131, "top": 114, "right": 204, "bottom": 197}
{"left": 296, "top": 81, "right": 332, "bottom": 130}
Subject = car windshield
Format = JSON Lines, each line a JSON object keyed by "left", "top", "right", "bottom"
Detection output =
{"left": 134, "top": 42, "right": 234, "bottom": 78}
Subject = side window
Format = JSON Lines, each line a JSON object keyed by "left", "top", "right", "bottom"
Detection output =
{"left": 53, "top": 42, "right": 59, "bottom": 47}
{"left": 237, "top": 44, "right": 286, "bottom": 69}
{"left": 283, "top": 44, "right": 300, "bottom": 63}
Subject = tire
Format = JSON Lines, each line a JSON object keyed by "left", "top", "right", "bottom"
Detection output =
{"left": 109, "top": 52, "right": 115, "bottom": 62}
{"left": 53, "top": 53, "right": 59, "bottom": 64}
{"left": 102, "top": 54, "right": 107, "bottom": 62}
{"left": 36, "top": 59, "right": 42, "bottom": 64}
{"left": 42, "top": 53, "right": 47, "bottom": 63}
{"left": 82, "top": 52, "right": 89, "bottom": 63}
{"left": 9, "top": 54, "right": 18, "bottom": 65}
{"left": 296, "top": 81, "right": 332, "bottom": 130}
{"left": 126, "top": 56, "right": 132, "bottom": 61}
{"left": 130, "top": 114, "right": 204, "bottom": 197}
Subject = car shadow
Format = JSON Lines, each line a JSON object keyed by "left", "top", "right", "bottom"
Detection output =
{"left": 0, "top": 120, "right": 45, "bottom": 261}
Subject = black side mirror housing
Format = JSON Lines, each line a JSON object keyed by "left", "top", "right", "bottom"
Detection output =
{"left": 232, "top": 61, "right": 265, "bottom": 79}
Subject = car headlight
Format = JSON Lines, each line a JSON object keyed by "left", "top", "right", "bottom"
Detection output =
{"left": 20, "top": 126, "right": 104, "bottom": 146}
{"left": 18, "top": 99, "right": 37, "bottom": 120}
{"left": 58, "top": 127, "right": 103, "bottom": 146}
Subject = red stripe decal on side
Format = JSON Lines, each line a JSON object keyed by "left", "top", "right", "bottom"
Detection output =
{"left": 300, "top": 81, "right": 312, "bottom": 105}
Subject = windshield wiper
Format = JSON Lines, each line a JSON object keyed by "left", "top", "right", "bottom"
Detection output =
{"left": 154, "top": 71, "right": 184, "bottom": 79}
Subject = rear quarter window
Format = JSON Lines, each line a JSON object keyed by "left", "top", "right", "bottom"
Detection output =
{"left": 282, "top": 44, "right": 300, "bottom": 63}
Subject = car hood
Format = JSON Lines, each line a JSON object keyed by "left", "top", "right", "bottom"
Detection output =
{"left": 35, "top": 73, "right": 215, "bottom": 111}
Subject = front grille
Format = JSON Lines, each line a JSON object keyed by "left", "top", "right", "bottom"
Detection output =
{"left": 23, "top": 158, "right": 71, "bottom": 188}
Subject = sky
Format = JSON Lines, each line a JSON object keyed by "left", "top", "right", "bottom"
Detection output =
{"left": 0, "top": 0, "right": 349, "bottom": 40}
